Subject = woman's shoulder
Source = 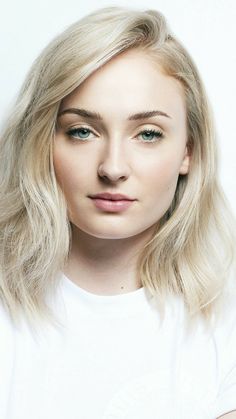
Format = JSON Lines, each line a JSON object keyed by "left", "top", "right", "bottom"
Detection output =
{"left": 0, "top": 300, "right": 16, "bottom": 402}
{"left": 214, "top": 286, "right": 236, "bottom": 336}
{"left": 0, "top": 300, "right": 16, "bottom": 350}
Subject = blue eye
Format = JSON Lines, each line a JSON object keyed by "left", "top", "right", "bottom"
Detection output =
{"left": 137, "top": 129, "right": 163, "bottom": 143}
{"left": 66, "top": 127, "right": 93, "bottom": 140}
{"left": 66, "top": 126, "right": 164, "bottom": 143}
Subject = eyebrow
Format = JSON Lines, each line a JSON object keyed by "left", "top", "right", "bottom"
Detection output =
{"left": 57, "top": 107, "right": 171, "bottom": 120}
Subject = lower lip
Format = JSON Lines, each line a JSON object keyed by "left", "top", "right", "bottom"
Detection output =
{"left": 90, "top": 198, "right": 134, "bottom": 212}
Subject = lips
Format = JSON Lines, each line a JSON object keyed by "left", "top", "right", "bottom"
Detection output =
{"left": 88, "top": 192, "right": 136, "bottom": 213}
{"left": 89, "top": 193, "right": 135, "bottom": 201}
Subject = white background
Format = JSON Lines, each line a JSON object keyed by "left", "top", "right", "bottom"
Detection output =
{"left": 1, "top": 0, "right": 235, "bottom": 216}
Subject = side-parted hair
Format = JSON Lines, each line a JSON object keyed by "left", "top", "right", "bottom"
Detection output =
{"left": 0, "top": 6, "right": 235, "bottom": 332}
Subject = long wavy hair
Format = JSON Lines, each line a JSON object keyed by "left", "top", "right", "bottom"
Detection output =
{"left": 0, "top": 6, "right": 235, "bottom": 332}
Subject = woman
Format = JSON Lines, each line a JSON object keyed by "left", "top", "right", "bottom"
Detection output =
{"left": 0, "top": 5, "right": 235, "bottom": 419}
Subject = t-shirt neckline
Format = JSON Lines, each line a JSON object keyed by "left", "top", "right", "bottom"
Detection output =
{"left": 59, "top": 271, "right": 154, "bottom": 316}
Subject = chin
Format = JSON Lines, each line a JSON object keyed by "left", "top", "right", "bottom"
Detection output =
{"left": 84, "top": 230, "right": 136, "bottom": 240}
{"left": 70, "top": 222, "right": 139, "bottom": 240}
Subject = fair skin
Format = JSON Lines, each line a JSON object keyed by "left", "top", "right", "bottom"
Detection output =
{"left": 53, "top": 48, "right": 235, "bottom": 419}
{"left": 53, "top": 48, "right": 190, "bottom": 295}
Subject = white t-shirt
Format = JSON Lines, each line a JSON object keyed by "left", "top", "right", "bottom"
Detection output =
{"left": 0, "top": 271, "right": 236, "bottom": 419}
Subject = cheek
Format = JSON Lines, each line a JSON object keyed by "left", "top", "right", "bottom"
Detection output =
{"left": 53, "top": 146, "right": 89, "bottom": 192}
{"left": 143, "top": 153, "right": 183, "bottom": 214}
{"left": 143, "top": 152, "right": 183, "bottom": 192}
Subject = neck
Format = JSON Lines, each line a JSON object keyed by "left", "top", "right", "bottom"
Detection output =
{"left": 63, "top": 224, "right": 155, "bottom": 295}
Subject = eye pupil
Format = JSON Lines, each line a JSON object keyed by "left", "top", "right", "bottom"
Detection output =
{"left": 79, "top": 129, "right": 89, "bottom": 138}
{"left": 142, "top": 130, "right": 156, "bottom": 141}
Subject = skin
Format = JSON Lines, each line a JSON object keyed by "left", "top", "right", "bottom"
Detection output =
{"left": 53, "top": 48, "right": 190, "bottom": 295}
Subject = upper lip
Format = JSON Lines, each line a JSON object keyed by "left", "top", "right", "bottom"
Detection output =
{"left": 89, "top": 193, "right": 136, "bottom": 201}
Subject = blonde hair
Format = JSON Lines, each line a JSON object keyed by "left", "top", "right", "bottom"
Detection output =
{"left": 0, "top": 6, "right": 235, "bottom": 332}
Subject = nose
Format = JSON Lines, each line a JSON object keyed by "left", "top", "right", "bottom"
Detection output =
{"left": 97, "top": 139, "right": 131, "bottom": 183}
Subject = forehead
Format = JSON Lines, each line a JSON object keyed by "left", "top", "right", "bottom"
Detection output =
{"left": 60, "top": 49, "right": 186, "bottom": 122}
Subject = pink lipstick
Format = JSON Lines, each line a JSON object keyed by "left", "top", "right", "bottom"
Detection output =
{"left": 88, "top": 192, "right": 136, "bottom": 213}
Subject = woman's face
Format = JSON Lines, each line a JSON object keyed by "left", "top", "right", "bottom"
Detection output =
{"left": 53, "top": 48, "right": 190, "bottom": 240}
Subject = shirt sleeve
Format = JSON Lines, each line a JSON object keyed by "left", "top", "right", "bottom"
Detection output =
{"left": 0, "top": 303, "right": 15, "bottom": 418}
{"left": 212, "top": 292, "right": 236, "bottom": 418}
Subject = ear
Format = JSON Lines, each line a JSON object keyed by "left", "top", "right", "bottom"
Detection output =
{"left": 179, "top": 145, "right": 191, "bottom": 175}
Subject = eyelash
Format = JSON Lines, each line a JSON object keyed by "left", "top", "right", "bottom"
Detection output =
{"left": 66, "top": 126, "right": 164, "bottom": 143}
